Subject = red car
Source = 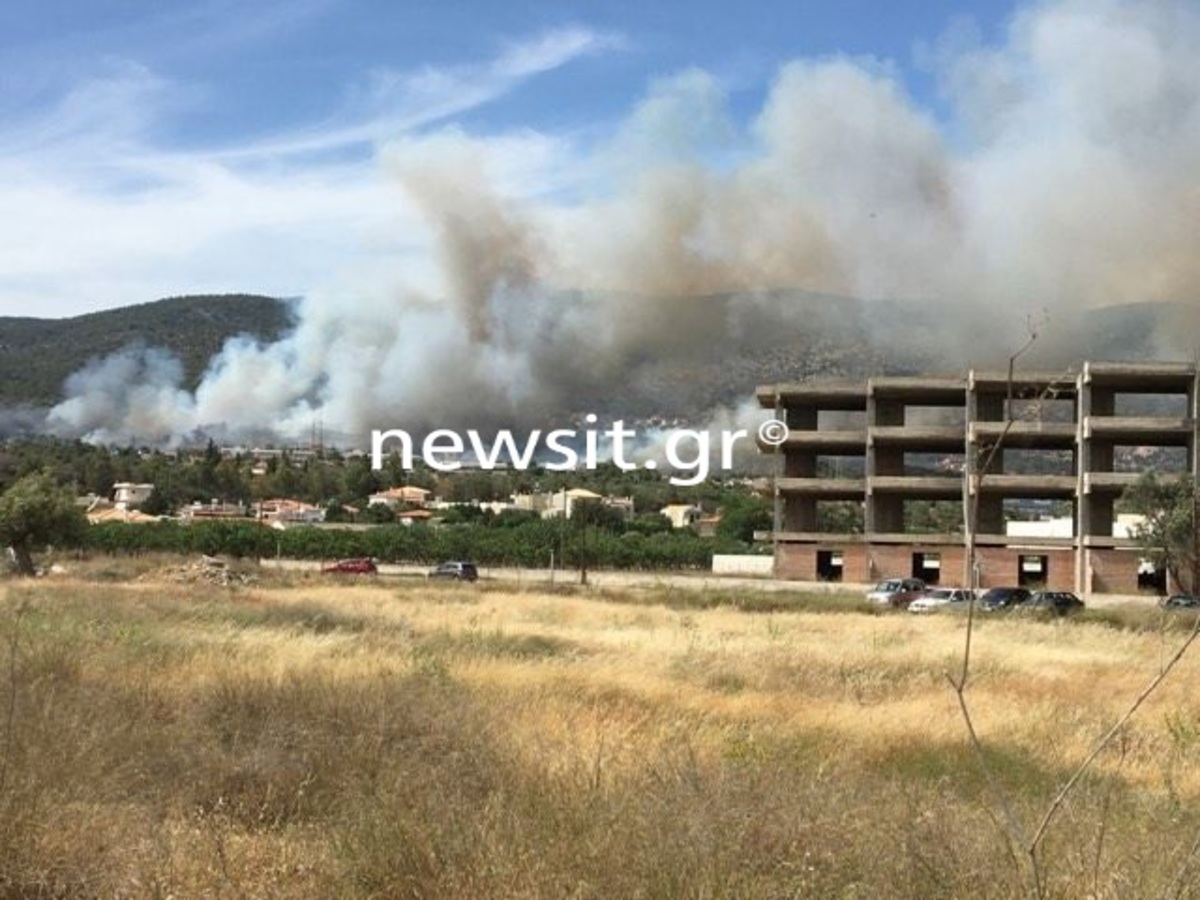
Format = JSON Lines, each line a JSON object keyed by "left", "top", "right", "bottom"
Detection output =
{"left": 322, "top": 557, "right": 378, "bottom": 575}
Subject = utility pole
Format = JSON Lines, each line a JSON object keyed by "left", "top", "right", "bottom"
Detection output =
{"left": 1191, "top": 359, "right": 1199, "bottom": 595}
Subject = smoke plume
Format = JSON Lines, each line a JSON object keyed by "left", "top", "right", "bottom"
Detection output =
{"left": 47, "top": 0, "right": 1200, "bottom": 447}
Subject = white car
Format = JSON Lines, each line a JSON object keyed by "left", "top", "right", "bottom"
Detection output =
{"left": 907, "top": 587, "right": 973, "bottom": 613}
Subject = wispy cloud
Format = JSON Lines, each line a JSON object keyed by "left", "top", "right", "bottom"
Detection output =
{"left": 0, "top": 26, "right": 617, "bottom": 317}
{"left": 210, "top": 25, "right": 621, "bottom": 163}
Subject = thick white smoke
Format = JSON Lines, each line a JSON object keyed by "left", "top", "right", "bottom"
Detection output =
{"left": 47, "top": 0, "right": 1200, "bottom": 447}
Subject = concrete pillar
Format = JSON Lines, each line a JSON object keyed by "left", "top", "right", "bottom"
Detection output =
{"left": 868, "top": 494, "right": 905, "bottom": 533}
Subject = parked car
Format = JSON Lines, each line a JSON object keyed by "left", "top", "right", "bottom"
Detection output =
{"left": 978, "top": 586, "right": 1032, "bottom": 611}
{"left": 866, "top": 578, "right": 926, "bottom": 606}
{"left": 908, "top": 587, "right": 973, "bottom": 613}
{"left": 322, "top": 557, "right": 378, "bottom": 575}
{"left": 1160, "top": 594, "right": 1200, "bottom": 609}
{"left": 428, "top": 561, "right": 479, "bottom": 582}
{"left": 1021, "top": 591, "right": 1085, "bottom": 615}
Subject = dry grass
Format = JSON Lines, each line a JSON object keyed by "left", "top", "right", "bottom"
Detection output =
{"left": 1, "top": 563, "right": 1200, "bottom": 897}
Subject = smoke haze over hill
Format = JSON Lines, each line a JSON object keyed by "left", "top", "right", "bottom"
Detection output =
{"left": 44, "top": 0, "right": 1200, "bottom": 446}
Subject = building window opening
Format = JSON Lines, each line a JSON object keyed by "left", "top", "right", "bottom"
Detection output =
{"left": 1137, "top": 559, "right": 1167, "bottom": 595}
{"left": 816, "top": 550, "right": 844, "bottom": 582}
{"left": 1018, "top": 554, "right": 1048, "bottom": 588}
{"left": 913, "top": 551, "right": 941, "bottom": 584}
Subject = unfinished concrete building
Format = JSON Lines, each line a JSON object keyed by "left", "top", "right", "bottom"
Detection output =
{"left": 756, "top": 361, "right": 1199, "bottom": 596}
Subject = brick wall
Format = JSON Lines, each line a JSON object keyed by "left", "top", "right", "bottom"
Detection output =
{"left": 773, "top": 541, "right": 1153, "bottom": 592}
{"left": 1086, "top": 548, "right": 1145, "bottom": 595}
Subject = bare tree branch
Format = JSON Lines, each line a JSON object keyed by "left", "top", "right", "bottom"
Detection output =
{"left": 1030, "top": 610, "right": 1200, "bottom": 854}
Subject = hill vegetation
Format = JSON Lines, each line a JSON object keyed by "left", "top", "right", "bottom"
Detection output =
{"left": 0, "top": 290, "right": 1177, "bottom": 419}
{"left": 0, "top": 294, "right": 293, "bottom": 407}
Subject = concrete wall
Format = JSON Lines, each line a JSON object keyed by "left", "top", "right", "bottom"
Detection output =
{"left": 711, "top": 555, "right": 775, "bottom": 577}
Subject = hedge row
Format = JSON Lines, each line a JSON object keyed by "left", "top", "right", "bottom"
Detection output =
{"left": 82, "top": 520, "right": 730, "bottom": 570}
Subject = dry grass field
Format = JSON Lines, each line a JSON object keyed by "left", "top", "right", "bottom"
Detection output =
{"left": 2, "top": 557, "right": 1200, "bottom": 898}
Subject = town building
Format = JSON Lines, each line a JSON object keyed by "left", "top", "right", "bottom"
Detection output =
{"left": 255, "top": 498, "right": 326, "bottom": 525}
{"left": 660, "top": 503, "right": 703, "bottom": 529}
{"left": 756, "top": 361, "right": 1198, "bottom": 596}
{"left": 367, "top": 486, "right": 432, "bottom": 508}
{"left": 512, "top": 488, "right": 635, "bottom": 520}
{"left": 112, "top": 482, "right": 155, "bottom": 510}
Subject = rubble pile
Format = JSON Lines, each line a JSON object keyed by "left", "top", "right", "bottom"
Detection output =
{"left": 154, "top": 555, "right": 258, "bottom": 587}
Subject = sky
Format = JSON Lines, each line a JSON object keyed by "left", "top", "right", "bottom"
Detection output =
{"left": 0, "top": 0, "right": 1021, "bottom": 319}
{"left": 11, "top": 0, "right": 1200, "bottom": 444}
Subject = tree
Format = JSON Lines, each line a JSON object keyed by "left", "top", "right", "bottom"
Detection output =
{"left": 139, "top": 488, "right": 172, "bottom": 517}
{"left": 1120, "top": 472, "right": 1195, "bottom": 594}
{"left": 716, "top": 494, "right": 772, "bottom": 544}
{"left": 0, "top": 472, "right": 88, "bottom": 576}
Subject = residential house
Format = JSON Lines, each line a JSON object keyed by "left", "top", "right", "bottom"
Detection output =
{"left": 113, "top": 482, "right": 155, "bottom": 510}
{"left": 660, "top": 503, "right": 703, "bottom": 529}
{"left": 368, "top": 486, "right": 432, "bottom": 508}
{"left": 255, "top": 498, "right": 326, "bottom": 525}
{"left": 180, "top": 500, "right": 248, "bottom": 520}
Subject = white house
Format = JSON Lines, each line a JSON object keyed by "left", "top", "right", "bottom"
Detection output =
{"left": 660, "top": 503, "right": 703, "bottom": 529}
{"left": 255, "top": 498, "right": 326, "bottom": 525}
{"left": 113, "top": 483, "right": 155, "bottom": 511}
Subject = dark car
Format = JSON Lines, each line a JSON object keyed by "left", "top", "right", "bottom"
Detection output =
{"left": 979, "top": 586, "right": 1032, "bottom": 611}
{"left": 428, "top": 561, "right": 479, "bottom": 582}
{"left": 866, "top": 578, "right": 926, "bottom": 607}
{"left": 322, "top": 557, "right": 378, "bottom": 575}
{"left": 886, "top": 585, "right": 931, "bottom": 609}
{"left": 1161, "top": 594, "right": 1200, "bottom": 609}
{"left": 1022, "top": 591, "right": 1085, "bottom": 615}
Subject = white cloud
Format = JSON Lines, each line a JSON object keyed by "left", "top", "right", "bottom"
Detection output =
{"left": 0, "top": 26, "right": 617, "bottom": 318}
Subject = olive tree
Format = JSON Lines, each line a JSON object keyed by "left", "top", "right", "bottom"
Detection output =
{"left": 0, "top": 472, "right": 87, "bottom": 576}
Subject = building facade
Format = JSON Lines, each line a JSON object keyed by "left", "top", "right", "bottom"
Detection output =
{"left": 757, "top": 361, "right": 1199, "bottom": 596}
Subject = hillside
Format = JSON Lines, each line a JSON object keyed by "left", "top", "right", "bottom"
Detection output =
{"left": 0, "top": 289, "right": 1182, "bottom": 427}
{"left": 0, "top": 294, "right": 294, "bottom": 407}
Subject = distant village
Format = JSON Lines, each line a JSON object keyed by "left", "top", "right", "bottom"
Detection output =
{"left": 87, "top": 478, "right": 724, "bottom": 536}
{"left": 51, "top": 439, "right": 754, "bottom": 539}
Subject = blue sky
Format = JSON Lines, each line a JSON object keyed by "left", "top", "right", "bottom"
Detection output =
{"left": 19, "top": 0, "right": 1200, "bottom": 441}
{"left": 0, "top": 0, "right": 1023, "bottom": 318}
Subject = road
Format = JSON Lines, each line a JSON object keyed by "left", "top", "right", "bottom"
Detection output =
{"left": 264, "top": 558, "right": 1149, "bottom": 606}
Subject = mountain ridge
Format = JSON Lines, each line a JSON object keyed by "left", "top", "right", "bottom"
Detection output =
{"left": 0, "top": 291, "right": 1185, "bottom": 429}
{"left": 0, "top": 294, "right": 295, "bottom": 408}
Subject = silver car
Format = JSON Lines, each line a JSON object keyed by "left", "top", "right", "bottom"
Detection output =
{"left": 908, "top": 587, "right": 973, "bottom": 613}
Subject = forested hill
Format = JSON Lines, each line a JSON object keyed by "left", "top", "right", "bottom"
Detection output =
{"left": 0, "top": 294, "right": 294, "bottom": 407}
{"left": 0, "top": 289, "right": 1183, "bottom": 421}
